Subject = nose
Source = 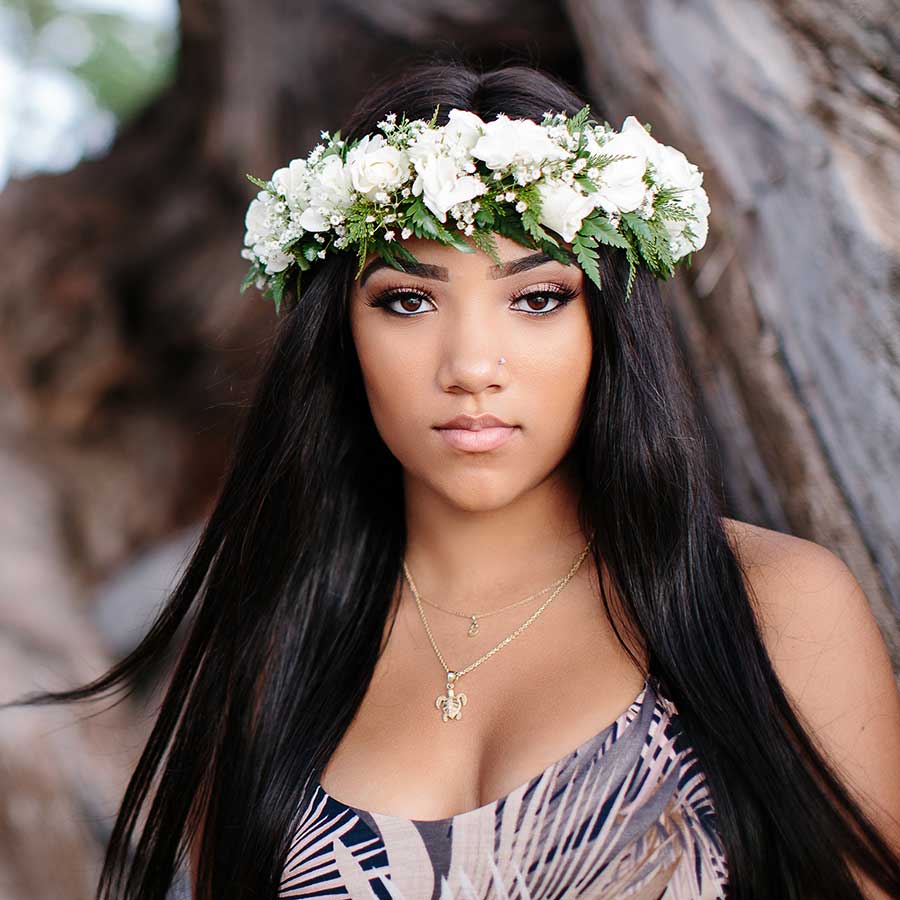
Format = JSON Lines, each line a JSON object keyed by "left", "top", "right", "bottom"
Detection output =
{"left": 437, "top": 308, "right": 507, "bottom": 394}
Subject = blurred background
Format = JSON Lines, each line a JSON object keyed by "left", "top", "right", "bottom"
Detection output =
{"left": 0, "top": 0, "right": 897, "bottom": 896}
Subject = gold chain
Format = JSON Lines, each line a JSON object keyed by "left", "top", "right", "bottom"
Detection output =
{"left": 402, "top": 541, "right": 592, "bottom": 722}
{"left": 417, "top": 576, "right": 567, "bottom": 636}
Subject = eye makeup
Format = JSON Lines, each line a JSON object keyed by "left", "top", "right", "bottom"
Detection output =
{"left": 364, "top": 281, "right": 579, "bottom": 318}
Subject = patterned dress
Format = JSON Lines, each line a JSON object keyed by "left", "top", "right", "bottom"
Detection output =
{"left": 279, "top": 680, "right": 729, "bottom": 899}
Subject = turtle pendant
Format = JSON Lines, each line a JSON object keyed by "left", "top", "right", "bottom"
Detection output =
{"left": 435, "top": 671, "right": 468, "bottom": 722}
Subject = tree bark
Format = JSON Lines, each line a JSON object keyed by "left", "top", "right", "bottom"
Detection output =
{"left": 566, "top": 0, "right": 900, "bottom": 667}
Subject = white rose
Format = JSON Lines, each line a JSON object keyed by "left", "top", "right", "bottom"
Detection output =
{"left": 445, "top": 109, "right": 485, "bottom": 152}
{"left": 297, "top": 154, "right": 354, "bottom": 231}
{"left": 471, "top": 115, "right": 569, "bottom": 170}
{"left": 536, "top": 179, "right": 595, "bottom": 243}
{"left": 272, "top": 159, "right": 309, "bottom": 209}
{"left": 585, "top": 127, "right": 649, "bottom": 215}
{"left": 619, "top": 116, "right": 702, "bottom": 193}
{"left": 263, "top": 248, "right": 292, "bottom": 274}
{"left": 346, "top": 133, "right": 410, "bottom": 200}
{"left": 244, "top": 193, "right": 292, "bottom": 274}
{"left": 664, "top": 185, "right": 711, "bottom": 260}
{"left": 244, "top": 195, "right": 273, "bottom": 241}
{"left": 411, "top": 154, "right": 487, "bottom": 222}
{"left": 406, "top": 128, "right": 445, "bottom": 168}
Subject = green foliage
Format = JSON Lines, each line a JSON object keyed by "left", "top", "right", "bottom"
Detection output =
{"left": 246, "top": 174, "right": 271, "bottom": 192}
{"left": 468, "top": 229, "right": 502, "bottom": 266}
{"left": 268, "top": 268, "right": 288, "bottom": 315}
{"left": 566, "top": 105, "right": 592, "bottom": 136}
{"left": 406, "top": 197, "right": 472, "bottom": 253}
{"left": 571, "top": 234, "right": 603, "bottom": 292}
{"left": 240, "top": 264, "right": 260, "bottom": 294}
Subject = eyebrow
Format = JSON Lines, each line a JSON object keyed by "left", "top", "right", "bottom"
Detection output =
{"left": 359, "top": 251, "right": 562, "bottom": 286}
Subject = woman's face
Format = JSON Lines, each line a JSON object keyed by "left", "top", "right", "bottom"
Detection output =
{"left": 349, "top": 234, "right": 592, "bottom": 512}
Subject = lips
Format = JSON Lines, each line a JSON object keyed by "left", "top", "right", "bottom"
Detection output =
{"left": 435, "top": 413, "right": 513, "bottom": 430}
{"left": 434, "top": 414, "right": 518, "bottom": 452}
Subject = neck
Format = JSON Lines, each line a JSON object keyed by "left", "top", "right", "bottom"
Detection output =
{"left": 401, "top": 461, "right": 595, "bottom": 616}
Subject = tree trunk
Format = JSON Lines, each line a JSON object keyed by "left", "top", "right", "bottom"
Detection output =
{"left": 566, "top": 0, "right": 900, "bottom": 666}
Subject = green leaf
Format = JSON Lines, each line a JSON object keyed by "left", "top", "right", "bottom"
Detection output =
{"left": 567, "top": 105, "right": 592, "bottom": 135}
{"left": 269, "top": 269, "right": 288, "bottom": 310}
{"left": 246, "top": 173, "right": 271, "bottom": 192}
{"left": 390, "top": 241, "right": 422, "bottom": 267}
{"left": 240, "top": 264, "right": 259, "bottom": 294}
{"left": 521, "top": 209, "right": 559, "bottom": 248}
{"left": 540, "top": 239, "right": 578, "bottom": 268}
{"left": 572, "top": 234, "right": 603, "bottom": 292}
{"left": 302, "top": 243, "right": 320, "bottom": 263}
{"left": 493, "top": 213, "right": 539, "bottom": 251}
{"left": 579, "top": 213, "right": 630, "bottom": 249}
{"left": 469, "top": 228, "right": 502, "bottom": 265}
{"left": 474, "top": 205, "right": 496, "bottom": 228}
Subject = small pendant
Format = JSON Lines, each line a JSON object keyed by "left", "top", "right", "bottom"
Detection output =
{"left": 435, "top": 671, "right": 468, "bottom": 722}
{"left": 467, "top": 615, "right": 479, "bottom": 637}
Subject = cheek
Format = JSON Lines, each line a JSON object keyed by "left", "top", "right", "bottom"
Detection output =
{"left": 351, "top": 315, "right": 430, "bottom": 445}
{"left": 518, "top": 311, "right": 593, "bottom": 432}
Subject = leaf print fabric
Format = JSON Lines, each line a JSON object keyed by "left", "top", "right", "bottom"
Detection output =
{"left": 279, "top": 681, "right": 729, "bottom": 899}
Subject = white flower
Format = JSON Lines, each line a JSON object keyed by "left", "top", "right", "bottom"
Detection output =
{"left": 664, "top": 185, "right": 711, "bottom": 260}
{"left": 584, "top": 126, "right": 649, "bottom": 215}
{"left": 411, "top": 154, "right": 487, "bottom": 222}
{"left": 444, "top": 109, "right": 485, "bottom": 152}
{"left": 614, "top": 117, "right": 710, "bottom": 259}
{"left": 244, "top": 193, "right": 292, "bottom": 274}
{"left": 471, "top": 114, "right": 569, "bottom": 171}
{"left": 619, "top": 117, "right": 703, "bottom": 195}
{"left": 406, "top": 128, "right": 446, "bottom": 168}
{"left": 297, "top": 155, "right": 354, "bottom": 232}
{"left": 346, "top": 133, "right": 410, "bottom": 200}
{"left": 244, "top": 195, "right": 272, "bottom": 241}
{"left": 401, "top": 226, "right": 413, "bottom": 239}
{"left": 272, "top": 159, "right": 309, "bottom": 209}
{"left": 536, "top": 179, "right": 595, "bottom": 243}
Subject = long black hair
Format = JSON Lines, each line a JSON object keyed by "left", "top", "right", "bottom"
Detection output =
{"left": 5, "top": 59, "right": 900, "bottom": 900}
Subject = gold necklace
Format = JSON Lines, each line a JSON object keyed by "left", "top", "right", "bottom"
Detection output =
{"left": 417, "top": 576, "right": 568, "bottom": 637}
{"left": 403, "top": 541, "right": 592, "bottom": 723}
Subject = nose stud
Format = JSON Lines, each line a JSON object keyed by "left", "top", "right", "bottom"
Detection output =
{"left": 498, "top": 357, "right": 506, "bottom": 365}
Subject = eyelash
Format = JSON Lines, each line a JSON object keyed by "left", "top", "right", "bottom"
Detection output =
{"left": 365, "top": 282, "right": 578, "bottom": 318}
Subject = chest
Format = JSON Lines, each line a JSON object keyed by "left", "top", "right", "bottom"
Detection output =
{"left": 317, "top": 586, "right": 647, "bottom": 821}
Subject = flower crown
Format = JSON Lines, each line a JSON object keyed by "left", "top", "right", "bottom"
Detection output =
{"left": 241, "top": 104, "right": 710, "bottom": 314}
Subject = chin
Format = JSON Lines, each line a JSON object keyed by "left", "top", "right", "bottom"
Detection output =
{"left": 433, "top": 472, "right": 536, "bottom": 513}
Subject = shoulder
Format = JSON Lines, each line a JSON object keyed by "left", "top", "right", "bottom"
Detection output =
{"left": 721, "top": 517, "right": 900, "bottom": 871}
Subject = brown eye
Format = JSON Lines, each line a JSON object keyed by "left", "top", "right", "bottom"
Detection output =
{"left": 511, "top": 287, "right": 578, "bottom": 316}
{"left": 366, "top": 288, "right": 437, "bottom": 316}
{"left": 523, "top": 294, "right": 552, "bottom": 312}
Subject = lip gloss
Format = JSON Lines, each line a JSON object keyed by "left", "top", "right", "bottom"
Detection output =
{"left": 436, "top": 426, "right": 518, "bottom": 452}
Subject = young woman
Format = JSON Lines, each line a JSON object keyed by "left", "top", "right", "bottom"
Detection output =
{"left": 5, "top": 61, "right": 900, "bottom": 900}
